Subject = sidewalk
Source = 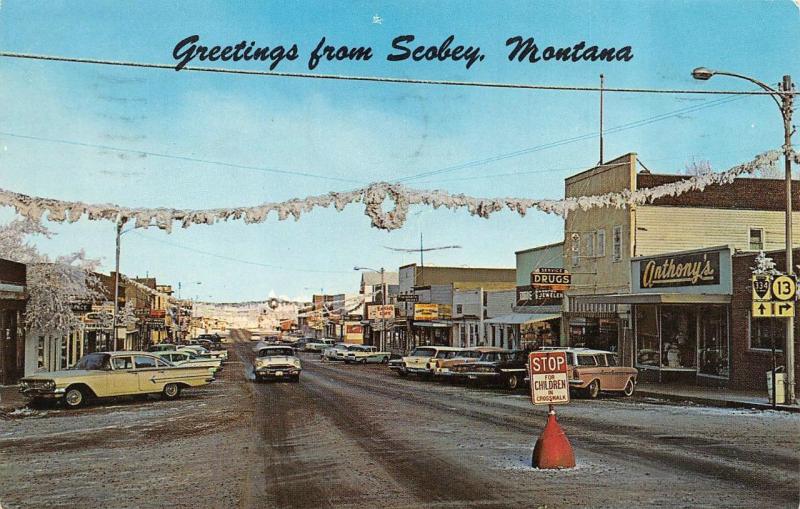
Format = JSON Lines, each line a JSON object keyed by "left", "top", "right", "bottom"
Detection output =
{"left": 0, "top": 384, "right": 27, "bottom": 412}
{"left": 636, "top": 382, "right": 800, "bottom": 413}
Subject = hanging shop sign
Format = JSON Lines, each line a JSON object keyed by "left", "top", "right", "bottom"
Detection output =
{"left": 531, "top": 268, "right": 571, "bottom": 292}
{"left": 517, "top": 285, "right": 564, "bottom": 306}
{"left": 368, "top": 304, "right": 395, "bottom": 320}
{"left": 414, "top": 303, "right": 438, "bottom": 321}
{"left": 528, "top": 351, "right": 570, "bottom": 405}
{"left": 397, "top": 294, "right": 419, "bottom": 302}
{"left": 639, "top": 251, "right": 720, "bottom": 289}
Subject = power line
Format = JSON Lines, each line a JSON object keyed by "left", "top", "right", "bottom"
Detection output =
{"left": 130, "top": 231, "right": 353, "bottom": 274}
{"left": 394, "top": 94, "right": 746, "bottom": 183}
{"left": 0, "top": 51, "right": 788, "bottom": 96}
{"left": 0, "top": 131, "right": 363, "bottom": 184}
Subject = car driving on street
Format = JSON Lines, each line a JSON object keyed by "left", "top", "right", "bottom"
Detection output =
{"left": 253, "top": 346, "right": 302, "bottom": 382}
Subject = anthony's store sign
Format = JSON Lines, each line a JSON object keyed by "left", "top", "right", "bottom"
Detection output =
{"left": 632, "top": 247, "right": 731, "bottom": 295}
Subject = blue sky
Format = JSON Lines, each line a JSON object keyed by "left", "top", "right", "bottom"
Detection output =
{"left": 1, "top": 1, "right": 798, "bottom": 301}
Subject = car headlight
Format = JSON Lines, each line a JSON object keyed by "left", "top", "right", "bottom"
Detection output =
{"left": 291, "top": 358, "right": 301, "bottom": 367}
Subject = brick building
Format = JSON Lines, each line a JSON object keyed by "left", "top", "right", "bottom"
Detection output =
{"left": 731, "top": 248, "right": 800, "bottom": 392}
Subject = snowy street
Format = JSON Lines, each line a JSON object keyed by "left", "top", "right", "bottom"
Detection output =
{"left": 2, "top": 330, "right": 798, "bottom": 508}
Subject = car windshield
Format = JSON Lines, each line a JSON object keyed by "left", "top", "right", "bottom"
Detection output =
{"left": 461, "top": 351, "right": 481, "bottom": 358}
{"left": 259, "top": 348, "right": 294, "bottom": 357}
{"left": 479, "top": 352, "right": 506, "bottom": 362}
{"left": 410, "top": 348, "right": 435, "bottom": 357}
{"left": 73, "top": 353, "right": 111, "bottom": 370}
{"left": 435, "top": 350, "right": 458, "bottom": 359}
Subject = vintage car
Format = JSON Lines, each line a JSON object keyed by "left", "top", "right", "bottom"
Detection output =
{"left": 388, "top": 357, "right": 405, "bottom": 374}
{"left": 344, "top": 345, "right": 390, "bottom": 364}
{"left": 449, "top": 350, "right": 528, "bottom": 390}
{"left": 557, "top": 348, "right": 638, "bottom": 398}
{"left": 178, "top": 345, "right": 228, "bottom": 361}
{"left": 154, "top": 350, "right": 222, "bottom": 375}
{"left": 18, "top": 351, "right": 214, "bottom": 408}
{"left": 322, "top": 343, "right": 355, "bottom": 361}
{"left": 432, "top": 347, "right": 505, "bottom": 378}
{"left": 400, "top": 346, "right": 464, "bottom": 377}
{"left": 253, "top": 346, "right": 302, "bottom": 382}
{"left": 148, "top": 343, "right": 177, "bottom": 353}
{"left": 303, "top": 338, "right": 336, "bottom": 352}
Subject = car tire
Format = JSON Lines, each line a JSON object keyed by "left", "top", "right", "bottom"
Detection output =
{"left": 360, "top": 358, "right": 367, "bottom": 364}
{"left": 381, "top": 357, "right": 389, "bottom": 364}
{"left": 162, "top": 383, "right": 181, "bottom": 400}
{"left": 291, "top": 375, "right": 300, "bottom": 383}
{"left": 506, "top": 374, "right": 520, "bottom": 391}
{"left": 64, "top": 386, "right": 87, "bottom": 409}
{"left": 585, "top": 380, "right": 600, "bottom": 399}
{"left": 623, "top": 378, "right": 635, "bottom": 397}
{"left": 398, "top": 368, "right": 408, "bottom": 377}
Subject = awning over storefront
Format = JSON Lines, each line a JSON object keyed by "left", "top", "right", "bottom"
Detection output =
{"left": 413, "top": 321, "right": 451, "bottom": 328}
{"left": 578, "top": 293, "right": 731, "bottom": 305}
{"left": 484, "top": 313, "right": 560, "bottom": 325}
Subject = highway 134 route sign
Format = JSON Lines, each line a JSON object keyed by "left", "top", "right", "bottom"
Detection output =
{"left": 528, "top": 351, "right": 570, "bottom": 405}
{"left": 752, "top": 274, "right": 797, "bottom": 318}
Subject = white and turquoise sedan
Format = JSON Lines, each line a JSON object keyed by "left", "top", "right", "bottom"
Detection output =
{"left": 344, "top": 345, "right": 391, "bottom": 364}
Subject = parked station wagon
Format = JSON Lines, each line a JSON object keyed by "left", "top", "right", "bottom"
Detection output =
{"left": 344, "top": 345, "right": 390, "bottom": 364}
{"left": 538, "top": 347, "right": 638, "bottom": 398}
{"left": 18, "top": 351, "right": 214, "bottom": 408}
{"left": 400, "top": 346, "right": 464, "bottom": 377}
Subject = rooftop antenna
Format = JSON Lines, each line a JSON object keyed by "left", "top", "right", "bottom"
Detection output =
{"left": 599, "top": 73, "right": 605, "bottom": 165}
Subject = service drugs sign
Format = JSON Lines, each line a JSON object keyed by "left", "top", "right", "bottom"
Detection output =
{"left": 528, "top": 351, "right": 570, "bottom": 405}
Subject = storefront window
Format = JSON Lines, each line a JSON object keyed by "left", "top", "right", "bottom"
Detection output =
{"left": 660, "top": 306, "right": 697, "bottom": 369}
{"left": 750, "top": 317, "right": 785, "bottom": 351}
{"left": 635, "top": 305, "right": 659, "bottom": 367}
{"left": 571, "top": 318, "right": 618, "bottom": 351}
{"left": 699, "top": 306, "right": 729, "bottom": 377}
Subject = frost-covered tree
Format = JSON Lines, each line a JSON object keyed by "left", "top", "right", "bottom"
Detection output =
{"left": 0, "top": 220, "right": 102, "bottom": 334}
{"left": 682, "top": 159, "right": 713, "bottom": 176}
{"left": 752, "top": 251, "right": 782, "bottom": 276}
{"left": 120, "top": 300, "right": 138, "bottom": 328}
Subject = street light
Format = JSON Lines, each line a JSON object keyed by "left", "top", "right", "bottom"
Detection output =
{"left": 693, "top": 67, "right": 796, "bottom": 404}
{"left": 354, "top": 266, "right": 388, "bottom": 352}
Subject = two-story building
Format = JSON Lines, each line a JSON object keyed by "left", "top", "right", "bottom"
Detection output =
{"left": 564, "top": 153, "right": 799, "bottom": 388}
{"left": 396, "top": 264, "right": 516, "bottom": 350}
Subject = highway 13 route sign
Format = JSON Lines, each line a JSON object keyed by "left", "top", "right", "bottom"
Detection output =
{"left": 528, "top": 351, "right": 570, "bottom": 405}
{"left": 752, "top": 274, "right": 797, "bottom": 318}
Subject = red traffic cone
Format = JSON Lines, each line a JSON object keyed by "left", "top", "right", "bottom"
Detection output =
{"left": 532, "top": 409, "right": 576, "bottom": 469}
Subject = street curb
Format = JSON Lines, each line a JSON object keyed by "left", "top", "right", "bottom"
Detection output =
{"left": 636, "top": 390, "right": 800, "bottom": 413}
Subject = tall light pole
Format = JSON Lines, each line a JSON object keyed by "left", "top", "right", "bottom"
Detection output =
{"left": 355, "top": 266, "right": 387, "bottom": 351}
{"left": 693, "top": 67, "right": 796, "bottom": 404}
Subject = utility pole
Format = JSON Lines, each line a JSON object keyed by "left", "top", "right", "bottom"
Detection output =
{"left": 112, "top": 221, "right": 122, "bottom": 351}
{"left": 781, "top": 74, "right": 795, "bottom": 404}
